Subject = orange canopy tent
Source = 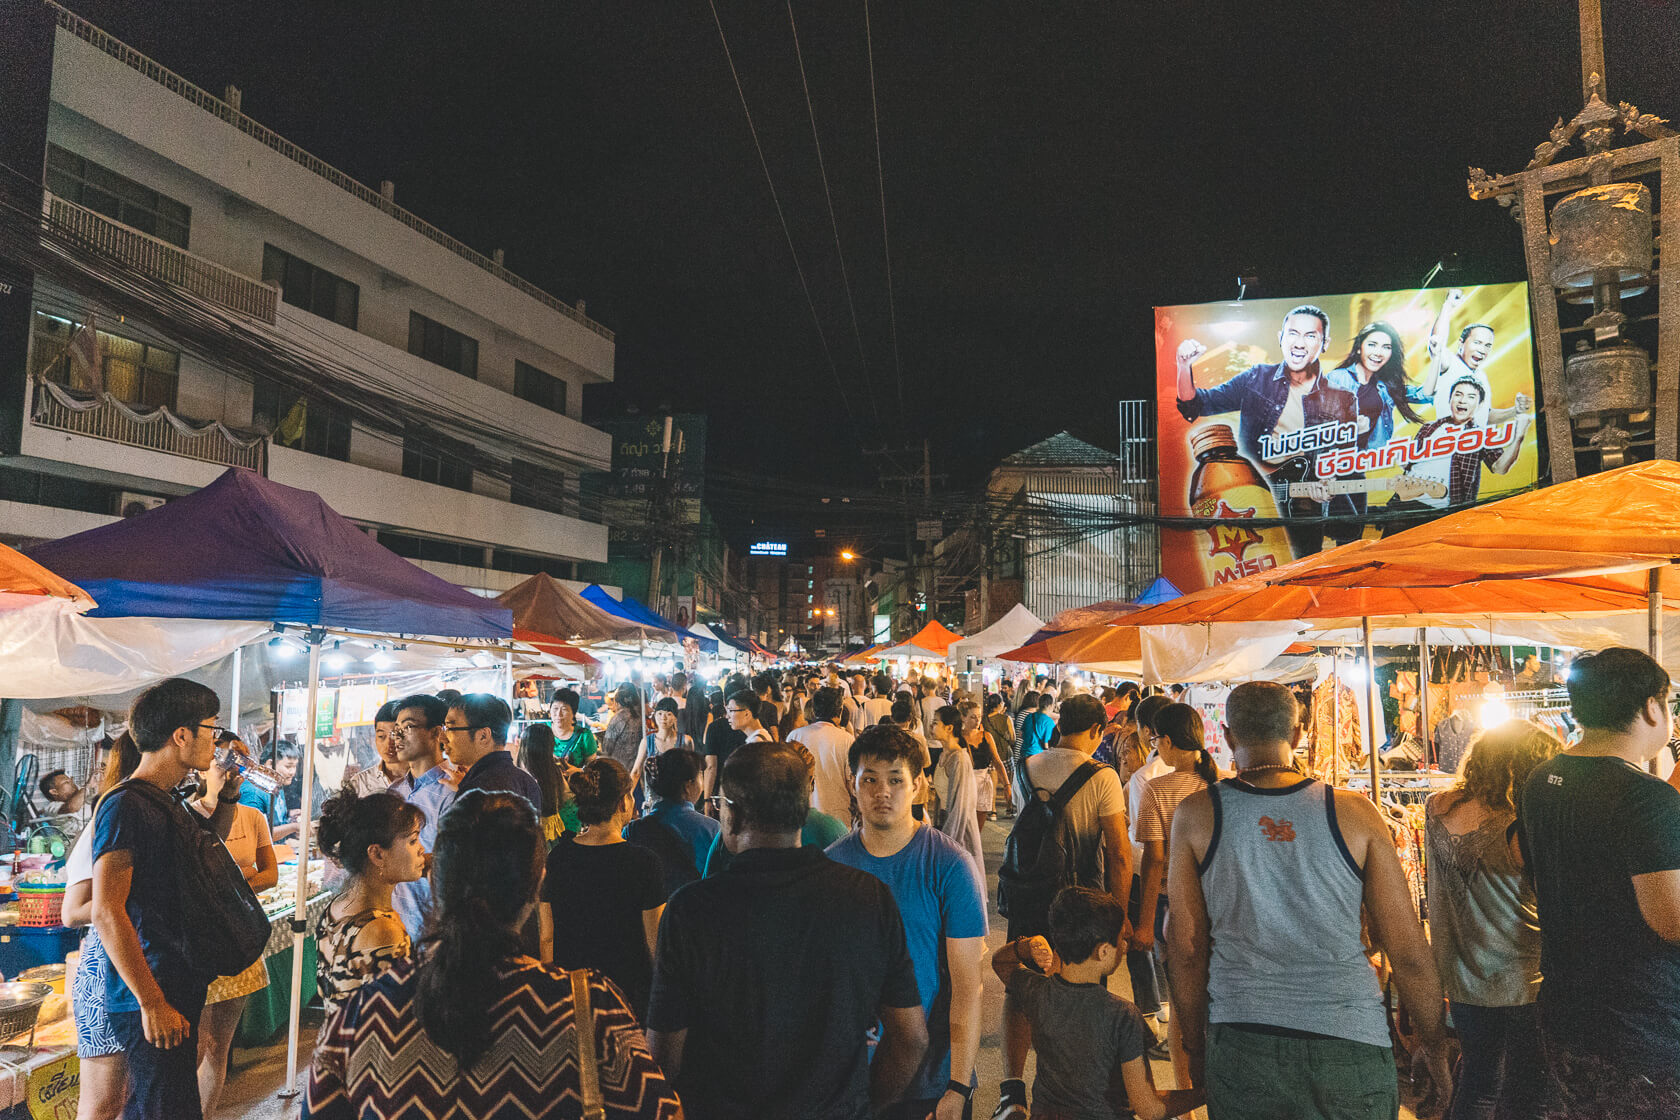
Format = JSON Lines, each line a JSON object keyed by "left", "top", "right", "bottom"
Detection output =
{"left": 0, "top": 540, "right": 92, "bottom": 608}
{"left": 878, "top": 620, "right": 963, "bottom": 660}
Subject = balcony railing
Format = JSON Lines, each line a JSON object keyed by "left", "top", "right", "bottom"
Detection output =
{"left": 31, "top": 378, "right": 266, "bottom": 472}
{"left": 46, "top": 193, "right": 279, "bottom": 324}
{"left": 44, "top": 0, "right": 614, "bottom": 343}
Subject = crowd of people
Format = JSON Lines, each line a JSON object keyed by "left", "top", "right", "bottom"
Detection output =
{"left": 52, "top": 646, "right": 1680, "bottom": 1119}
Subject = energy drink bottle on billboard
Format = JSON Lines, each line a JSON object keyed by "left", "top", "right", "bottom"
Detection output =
{"left": 1187, "top": 424, "right": 1293, "bottom": 585}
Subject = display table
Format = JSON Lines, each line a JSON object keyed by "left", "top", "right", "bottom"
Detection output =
{"left": 0, "top": 1014, "right": 78, "bottom": 1119}
{"left": 237, "top": 869, "right": 332, "bottom": 1048}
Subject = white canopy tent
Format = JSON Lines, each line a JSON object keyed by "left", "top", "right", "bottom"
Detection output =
{"left": 946, "top": 604, "right": 1045, "bottom": 664}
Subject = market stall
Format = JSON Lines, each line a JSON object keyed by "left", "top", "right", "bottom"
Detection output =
{"left": 27, "top": 467, "right": 516, "bottom": 1091}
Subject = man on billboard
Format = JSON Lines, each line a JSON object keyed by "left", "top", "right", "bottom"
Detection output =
{"left": 1175, "top": 304, "right": 1357, "bottom": 557}
{"left": 1420, "top": 289, "right": 1525, "bottom": 429}
{"left": 1384, "top": 375, "right": 1532, "bottom": 528}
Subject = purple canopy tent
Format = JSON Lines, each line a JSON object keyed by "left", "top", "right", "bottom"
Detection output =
{"left": 34, "top": 468, "right": 512, "bottom": 1093}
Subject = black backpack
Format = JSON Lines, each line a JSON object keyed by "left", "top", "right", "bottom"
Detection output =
{"left": 109, "top": 780, "right": 271, "bottom": 981}
{"left": 996, "top": 760, "right": 1102, "bottom": 939}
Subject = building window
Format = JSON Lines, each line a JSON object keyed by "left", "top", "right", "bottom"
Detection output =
{"left": 31, "top": 314, "right": 179, "bottom": 410}
{"left": 46, "top": 145, "right": 190, "bottom": 248}
{"left": 262, "top": 245, "right": 359, "bottom": 329}
{"left": 408, "top": 312, "right": 478, "bottom": 379}
{"left": 376, "top": 531, "right": 485, "bottom": 568}
{"left": 490, "top": 549, "right": 574, "bottom": 577}
{"left": 252, "top": 377, "right": 351, "bottom": 461}
{"left": 513, "top": 361, "right": 566, "bottom": 414}
{"left": 510, "top": 458, "right": 568, "bottom": 516}
{"left": 402, "top": 432, "right": 475, "bottom": 492}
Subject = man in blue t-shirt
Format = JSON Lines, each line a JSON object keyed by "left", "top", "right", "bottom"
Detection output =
{"left": 93, "top": 677, "right": 244, "bottom": 1120}
{"left": 828, "top": 723, "right": 989, "bottom": 1120}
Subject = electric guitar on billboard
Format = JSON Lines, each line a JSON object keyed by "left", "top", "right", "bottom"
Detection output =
{"left": 1266, "top": 455, "right": 1446, "bottom": 506}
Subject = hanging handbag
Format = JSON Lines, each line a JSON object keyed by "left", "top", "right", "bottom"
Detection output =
{"left": 109, "top": 780, "right": 270, "bottom": 980}
{"left": 569, "top": 969, "right": 606, "bottom": 1120}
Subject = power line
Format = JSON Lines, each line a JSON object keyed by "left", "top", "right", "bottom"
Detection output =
{"left": 863, "top": 0, "right": 906, "bottom": 422}
{"left": 786, "top": 0, "right": 882, "bottom": 436}
{"left": 707, "top": 0, "right": 861, "bottom": 434}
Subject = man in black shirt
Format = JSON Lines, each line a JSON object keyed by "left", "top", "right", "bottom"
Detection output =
{"left": 1519, "top": 646, "right": 1680, "bottom": 1110}
{"left": 647, "top": 742, "right": 927, "bottom": 1120}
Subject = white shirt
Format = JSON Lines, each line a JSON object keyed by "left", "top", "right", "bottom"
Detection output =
{"left": 1127, "top": 751, "right": 1172, "bottom": 870}
{"left": 788, "top": 721, "right": 857, "bottom": 820}
{"left": 860, "top": 697, "right": 894, "bottom": 729}
{"left": 919, "top": 695, "right": 944, "bottom": 739}
{"left": 66, "top": 824, "right": 95, "bottom": 886}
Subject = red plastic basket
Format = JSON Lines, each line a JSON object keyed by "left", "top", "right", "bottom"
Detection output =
{"left": 16, "top": 886, "right": 63, "bottom": 928}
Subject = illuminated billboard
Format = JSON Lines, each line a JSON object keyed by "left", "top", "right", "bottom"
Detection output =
{"left": 1154, "top": 283, "right": 1539, "bottom": 592}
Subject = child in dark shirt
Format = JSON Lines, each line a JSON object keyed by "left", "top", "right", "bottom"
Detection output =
{"left": 991, "top": 886, "right": 1202, "bottom": 1120}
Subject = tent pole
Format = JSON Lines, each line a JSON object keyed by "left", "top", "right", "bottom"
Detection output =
{"left": 1651, "top": 567, "right": 1664, "bottom": 775}
{"left": 281, "top": 631, "right": 322, "bottom": 1098}
{"left": 229, "top": 645, "right": 243, "bottom": 742}
{"left": 1417, "top": 629, "right": 1433, "bottom": 770}
{"left": 1362, "top": 617, "right": 1380, "bottom": 804}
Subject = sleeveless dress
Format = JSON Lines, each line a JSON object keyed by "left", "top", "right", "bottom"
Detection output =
{"left": 315, "top": 904, "right": 412, "bottom": 1013}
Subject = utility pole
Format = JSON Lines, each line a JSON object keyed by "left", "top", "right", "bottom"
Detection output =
{"left": 646, "top": 413, "right": 673, "bottom": 614}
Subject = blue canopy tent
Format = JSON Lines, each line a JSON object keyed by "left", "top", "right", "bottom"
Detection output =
{"left": 1133, "top": 576, "right": 1184, "bottom": 607}
{"left": 580, "top": 584, "right": 718, "bottom": 653}
{"left": 33, "top": 467, "right": 512, "bottom": 1087}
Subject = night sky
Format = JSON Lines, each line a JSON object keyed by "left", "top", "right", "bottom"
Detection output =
{"left": 69, "top": 1, "right": 1680, "bottom": 514}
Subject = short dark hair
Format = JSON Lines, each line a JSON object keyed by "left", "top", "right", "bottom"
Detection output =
{"left": 1057, "top": 694, "right": 1107, "bottom": 737}
{"left": 1132, "top": 695, "right": 1169, "bottom": 734}
{"left": 653, "top": 697, "right": 681, "bottom": 717}
{"left": 551, "top": 688, "right": 580, "bottom": 716}
{"left": 1281, "top": 304, "right": 1329, "bottom": 336}
{"left": 873, "top": 673, "right": 893, "bottom": 695}
{"left": 848, "top": 724, "right": 925, "bottom": 776}
{"left": 451, "top": 693, "right": 512, "bottom": 745}
{"left": 812, "top": 686, "right": 844, "bottom": 722}
{"left": 1447, "top": 374, "right": 1487, "bottom": 403}
{"left": 1225, "top": 682, "right": 1299, "bottom": 747}
{"left": 38, "top": 770, "right": 68, "bottom": 800}
{"left": 670, "top": 671, "right": 688, "bottom": 693}
{"left": 1048, "top": 886, "right": 1126, "bottom": 964}
{"left": 890, "top": 698, "right": 916, "bottom": 725}
{"left": 1568, "top": 647, "right": 1672, "bottom": 732}
{"left": 276, "top": 740, "right": 303, "bottom": 762}
{"left": 726, "top": 689, "right": 760, "bottom": 721}
{"left": 435, "top": 688, "right": 464, "bottom": 708}
{"left": 1459, "top": 322, "right": 1495, "bottom": 343}
{"left": 1036, "top": 692, "right": 1055, "bottom": 711}
{"left": 130, "top": 678, "right": 219, "bottom": 753}
{"left": 649, "top": 748, "right": 703, "bottom": 801}
{"left": 720, "top": 742, "right": 809, "bottom": 834}
{"left": 394, "top": 694, "right": 448, "bottom": 728}
{"left": 374, "top": 700, "right": 400, "bottom": 724}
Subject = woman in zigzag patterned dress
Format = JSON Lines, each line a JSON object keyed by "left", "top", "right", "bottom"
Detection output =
{"left": 304, "top": 790, "right": 682, "bottom": 1120}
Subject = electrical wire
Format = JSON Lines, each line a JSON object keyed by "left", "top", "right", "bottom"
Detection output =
{"left": 786, "top": 0, "right": 882, "bottom": 437}
{"left": 863, "top": 0, "right": 906, "bottom": 421}
{"left": 706, "top": 0, "right": 861, "bottom": 436}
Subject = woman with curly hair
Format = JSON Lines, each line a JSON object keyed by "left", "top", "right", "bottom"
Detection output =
{"left": 1425, "top": 719, "right": 1562, "bottom": 1120}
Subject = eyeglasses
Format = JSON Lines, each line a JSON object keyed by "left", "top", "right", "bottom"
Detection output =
{"left": 396, "top": 721, "right": 432, "bottom": 734}
{"left": 443, "top": 724, "right": 483, "bottom": 734}
{"left": 198, "top": 722, "right": 229, "bottom": 736}
{"left": 706, "top": 794, "right": 736, "bottom": 811}
{"left": 726, "top": 708, "right": 747, "bottom": 715}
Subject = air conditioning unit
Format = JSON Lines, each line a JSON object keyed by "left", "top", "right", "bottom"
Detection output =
{"left": 115, "top": 492, "right": 166, "bottom": 518}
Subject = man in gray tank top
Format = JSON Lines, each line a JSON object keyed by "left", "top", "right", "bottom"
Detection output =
{"left": 1164, "top": 682, "right": 1452, "bottom": 1120}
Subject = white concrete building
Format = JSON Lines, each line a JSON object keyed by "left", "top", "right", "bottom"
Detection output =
{"left": 0, "top": 2, "right": 612, "bottom": 592}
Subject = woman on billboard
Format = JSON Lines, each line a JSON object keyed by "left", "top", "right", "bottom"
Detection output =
{"left": 1323, "top": 320, "right": 1429, "bottom": 530}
